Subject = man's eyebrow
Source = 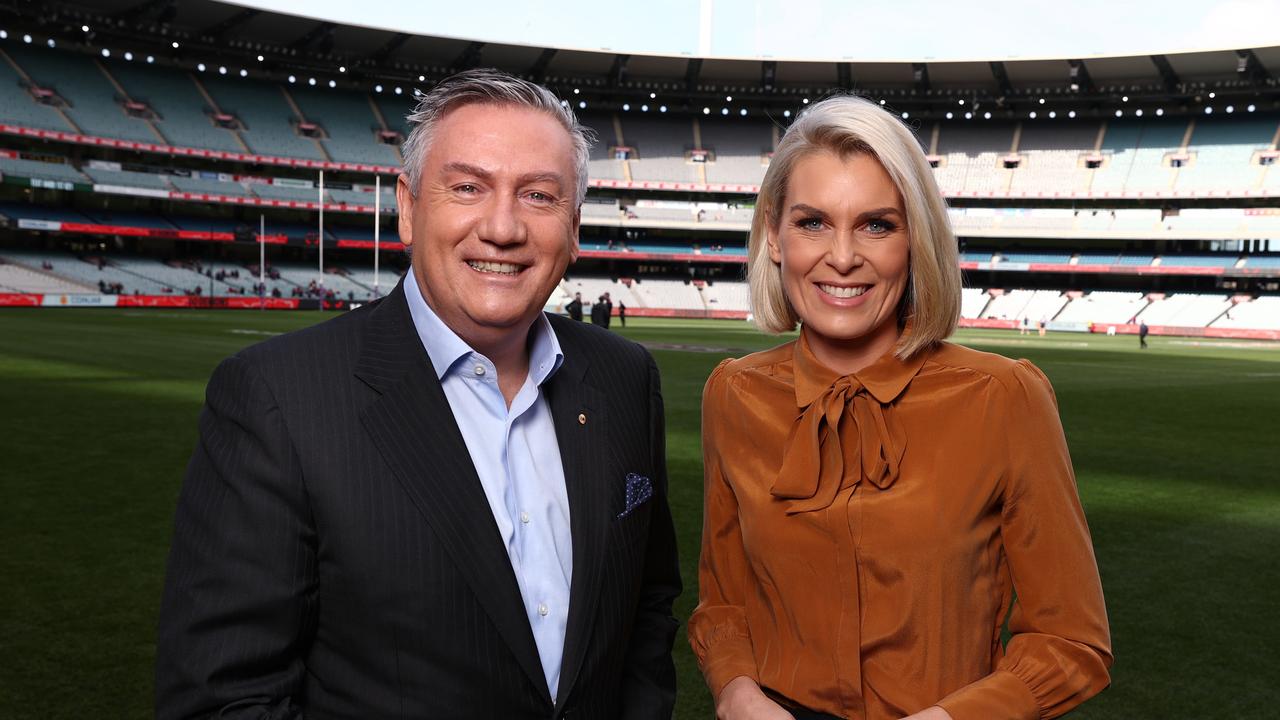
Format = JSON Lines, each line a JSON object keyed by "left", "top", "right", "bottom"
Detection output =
{"left": 441, "top": 161, "right": 493, "bottom": 179}
{"left": 517, "top": 171, "right": 566, "bottom": 188}
{"left": 441, "top": 163, "right": 565, "bottom": 189}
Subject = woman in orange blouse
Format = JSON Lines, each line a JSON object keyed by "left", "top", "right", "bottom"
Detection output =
{"left": 689, "top": 96, "right": 1112, "bottom": 720}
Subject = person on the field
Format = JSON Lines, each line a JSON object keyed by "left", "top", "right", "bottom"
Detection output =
{"left": 690, "top": 95, "right": 1111, "bottom": 720}
{"left": 566, "top": 291, "right": 584, "bottom": 321}
{"left": 1139, "top": 320, "right": 1149, "bottom": 349}
{"left": 619, "top": 301, "right": 627, "bottom": 327}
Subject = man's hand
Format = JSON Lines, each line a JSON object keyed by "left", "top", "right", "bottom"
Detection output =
{"left": 715, "top": 676, "right": 794, "bottom": 720}
{"left": 900, "top": 706, "right": 954, "bottom": 720}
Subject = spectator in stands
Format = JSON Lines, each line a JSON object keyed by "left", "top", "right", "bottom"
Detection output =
{"left": 157, "top": 68, "right": 679, "bottom": 720}
{"left": 565, "top": 291, "right": 584, "bottom": 321}
{"left": 1139, "top": 320, "right": 1150, "bottom": 349}
{"left": 692, "top": 95, "right": 1111, "bottom": 720}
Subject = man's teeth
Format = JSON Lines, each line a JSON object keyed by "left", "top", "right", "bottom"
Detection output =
{"left": 468, "top": 260, "right": 522, "bottom": 275}
{"left": 818, "top": 284, "right": 868, "bottom": 298}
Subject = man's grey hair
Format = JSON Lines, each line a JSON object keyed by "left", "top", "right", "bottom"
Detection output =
{"left": 400, "top": 68, "right": 594, "bottom": 205}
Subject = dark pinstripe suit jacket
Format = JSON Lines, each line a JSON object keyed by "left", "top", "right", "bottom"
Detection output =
{"left": 156, "top": 280, "right": 681, "bottom": 720}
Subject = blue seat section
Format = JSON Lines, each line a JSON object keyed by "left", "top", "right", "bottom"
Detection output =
{"left": 1178, "top": 115, "right": 1278, "bottom": 191}
{"left": 1001, "top": 252, "right": 1072, "bottom": 264}
{"left": 0, "top": 156, "right": 87, "bottom": 183}
{"left": 1076, "top": 253, "right": 1121, "bottom": 265}
{"left": 6, "top": 46, "right": 158, "bottom": 142}
{"left": 375, "top": 94, "right": 414, "bottom": 138}
{"left": 580, "top": 240, "right": 745, "bottom": 255}
{"left": 80, "top": 167, "right": 172, "bottom": 189}
{"left": 289, "top": 87, "right": 400, "bottom": 166}
{"left": 170, "top": 174, "right": 249, "bottom": 196}
{"left": 202, "top": 77, "right": 324, "bottom": 160}
{"left": 0, "top": 50, "right": 75, "bottom": 131}
{"left": 0, "top": 202, "right": 93, "bottom": 222}
{"left": 83, "top": 210, "right": 179, "bottom": 230}
{"left": 1159, "top": 255, "right": 1238, "bottom": 267}
{"left": 1244, "top": 256, "right": 1280, "bottom": 268}
{"left": 1117, "top": 255, "right": 1155, "bottom": 265}
{"left": 105, "top": 60, "right": 245, "bottom": 153}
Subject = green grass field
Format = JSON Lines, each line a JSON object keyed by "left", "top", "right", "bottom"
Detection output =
{"left": 2, "top": 309, "right": 1278, "bottom": 718}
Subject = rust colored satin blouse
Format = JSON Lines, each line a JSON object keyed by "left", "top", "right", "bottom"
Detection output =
{"left": 689, "top": 331, "right": 1112, "bottom": 720}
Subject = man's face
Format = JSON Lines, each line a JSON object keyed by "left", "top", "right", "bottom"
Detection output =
{"left": 397, "top": 103, "right": 580, "bottom": 351}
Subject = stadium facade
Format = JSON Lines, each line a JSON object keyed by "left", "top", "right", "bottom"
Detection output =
{"left": 1, "top": 0, "right": 1279, "bottom": 339}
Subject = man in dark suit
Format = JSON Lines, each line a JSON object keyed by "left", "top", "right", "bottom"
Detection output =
{"left": 156, "top": 69, "right": 681, "bottom": 720}
{"left": 566, "top": 291, "right": 584, "bottom": 321}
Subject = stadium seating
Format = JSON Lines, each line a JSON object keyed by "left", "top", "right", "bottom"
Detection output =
{"left": 960, "top": 287, "right": 990, "bottom": 318}
{"left": 6, "top": 45, "right": 159, "bottom": 142}
{"left": 170, "top": 174, "right": 249, "bottom": 196}
{"left": 1211, "top": 296, "right": 1280, "bottom": 330}
{"left": 81, "top": 166, "right": 173, "bottom": 189}
{"left": 105, "top": 60, "right": 246, "bottom": 152}
{"left": 201, "top": 76, "right": 325, "bottom": 161}
{"left": 0, "top": 254, "right": 93, "bottom": 293}
{"left": 1054, "top": 291, "right": 1149, "bottom": 324}
{"left": 622, "top": 116, "right": 698, "bottom": 183}
{"left": 0, "top": 50, "right": 76, "bottom": 132}
{"left": 288, "top": 86, "right": 401, "bottom": 166}
{"left": 0, "top": 156, "right": 87, "bottom": 183}
{"left": 1137, "top": 294, "right": 1232, "bottom": 326}
{"left": 700, "top": 118, "right": 770, "bottom": 185}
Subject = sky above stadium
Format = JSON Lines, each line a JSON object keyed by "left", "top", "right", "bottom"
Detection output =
{"left": 228, "top": 0, "right": 1280, "bottom": 62}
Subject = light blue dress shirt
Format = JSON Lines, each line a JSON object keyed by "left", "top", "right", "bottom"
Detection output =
{"left": 403, "top": 270, "right": 573, "bottom": 698}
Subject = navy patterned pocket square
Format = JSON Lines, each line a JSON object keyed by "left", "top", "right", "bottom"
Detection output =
{"left": 618, "top": 473, "right": 653, "bottom": 519}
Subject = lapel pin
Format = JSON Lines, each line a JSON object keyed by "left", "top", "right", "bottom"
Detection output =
{"left": 578, "top": 412, "right": 587, "bottom": 425}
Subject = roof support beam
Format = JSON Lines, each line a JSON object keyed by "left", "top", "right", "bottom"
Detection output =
{"left": 529, "top": 48, "right": 557, "bottom": 82}
{"left": 1150, "top": 55, "right": 1181, "bottom": 93}
{"left": 684, "top": 58, "right": 703, "bottom": 91}
{"left": 289, "top": 21, "right": 335, "bottom": 52}
{"left": 372, "top": 33, "right": 410, "bottom": 63}
{"left": 837, "top": 62, "right": 853, "bottom": 91}
{"left": 1067, "top": 59, "right": 1096, "bottom": 94}
{"left": 1236, "top": 49, "right": 1273, "bottom": 85}
{"left": 200, "top": 8, "right": 260, "bottom": 41}
{"left": 989, "top": 61, "right": 1013, "bottom": 96}
{"left": 451, "top": 41, "right": 486, "bottom": 71}
{"left": 912, "top": 62, "right": 930, "bottom": 92}
{"left": 609, "top": 54, "right": 630, "bottom": 87}
{"left": 761, "top": 61, "right": 777, "bottom": 91}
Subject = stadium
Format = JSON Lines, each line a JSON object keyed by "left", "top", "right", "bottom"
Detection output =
{"left": 0, "top": 0, "right": 1277, "bottom": 717}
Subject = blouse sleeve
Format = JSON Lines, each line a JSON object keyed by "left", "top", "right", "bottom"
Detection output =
{"left": 938, "top": 360, "right": 1113, "bottom": 720}
{"left": 687, "top": 359, "right": 760, "bottom": 698}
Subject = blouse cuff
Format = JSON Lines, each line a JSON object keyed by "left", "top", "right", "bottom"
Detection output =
{"left": 936, "top": 669, "right": 1041, "bottom": 720}
{"left": 697, "top": 632, "right": 759, "bottom": 699}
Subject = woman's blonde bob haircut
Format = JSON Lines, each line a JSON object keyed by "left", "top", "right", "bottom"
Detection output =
{"left": 748, "top": 95, "right": 961, "bottom": 359}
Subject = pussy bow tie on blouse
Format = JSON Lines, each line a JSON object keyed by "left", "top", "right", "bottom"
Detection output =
{"left": 772, "top": 334, "right": 924, "bottom": 514}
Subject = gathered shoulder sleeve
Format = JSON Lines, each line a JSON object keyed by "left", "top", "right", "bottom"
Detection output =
{"left": 687, "top": 358, "right": 760, "bottom": 698}
{"left": 938, "top": 360, "right": 1113, "bottom": 720}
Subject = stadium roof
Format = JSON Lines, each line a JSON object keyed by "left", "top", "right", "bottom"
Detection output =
{"left": 7, "top": 0, "right": 1279, "bottom": 119}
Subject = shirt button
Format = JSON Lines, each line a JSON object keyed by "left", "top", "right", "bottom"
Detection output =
{"left": 520, "top": 511, "right": 530, "bottom": 524}
{"left": 473, "top": 365, "right": 486, "bottom": 376}
{"left": 537, "top": 603, "right": 549, "bottom": 617}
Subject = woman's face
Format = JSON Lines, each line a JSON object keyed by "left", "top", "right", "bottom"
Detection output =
{"left": 768, "top": 150, "right": 911, "bottom": 374}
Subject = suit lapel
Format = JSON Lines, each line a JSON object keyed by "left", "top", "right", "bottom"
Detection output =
{"left": 545, "top": 330, "right": 613, "bottom": 709}
{"left": 355, "top": 281, "right": 551, "bottom": 705}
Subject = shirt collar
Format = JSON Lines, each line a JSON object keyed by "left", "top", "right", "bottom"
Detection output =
{"left": 792, "top": 324, "right": 930, "bottom": 408}
{"left": 404, "top": 267, "right": 564, "bottom": 384}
